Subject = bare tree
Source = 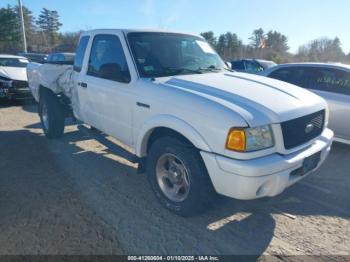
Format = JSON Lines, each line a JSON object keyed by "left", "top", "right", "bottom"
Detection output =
{"left": 296, "top": 37, "right": 345, "bottom": 62}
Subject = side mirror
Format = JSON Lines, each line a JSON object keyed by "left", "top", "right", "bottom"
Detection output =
{"left": 225, "top": 61, "right": 232, "bottom": 69}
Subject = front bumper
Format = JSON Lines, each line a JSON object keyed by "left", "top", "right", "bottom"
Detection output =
{"left": 201, "top": 128, "right": 334, "bottom": 200}
{"left": 0, "top": 87, "right": 32, "bottom": 100}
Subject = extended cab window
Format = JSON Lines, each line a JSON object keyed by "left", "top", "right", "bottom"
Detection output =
{"left": 269, "top": 67, "right": 308, "bottom": 88}
{"left": 87, "top": 34, "right": 131, "bottom": 83}
{"left": 74, "top": 36, "right": 90, "bottom": 72}
{"left": 308, "top": 68, "right": 350, "bottom": 95}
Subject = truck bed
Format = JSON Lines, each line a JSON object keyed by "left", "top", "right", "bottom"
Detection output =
{"left": 27, "top": 62, "right": 75, "bottom": 102}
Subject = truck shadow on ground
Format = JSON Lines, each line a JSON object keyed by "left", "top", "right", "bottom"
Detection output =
{"left": 0, "top": 98, "right": 37, "bottom": 113}
{"left": 0, "top": 126, "right": 349, "bottom": 255}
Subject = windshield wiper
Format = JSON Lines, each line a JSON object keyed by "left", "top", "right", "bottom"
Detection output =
{"left": 164, "top": 67, "right": 203, "bottom": 75}
{"left": 198, "top": 65, "right": 227, "bottom": 72}
{"left": 163, "top": 66, "right": 230, "bottom": 76}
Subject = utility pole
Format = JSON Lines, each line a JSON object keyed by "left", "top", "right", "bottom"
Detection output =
{"left": 18, "top": 0, "right": 27, "bottom": 53}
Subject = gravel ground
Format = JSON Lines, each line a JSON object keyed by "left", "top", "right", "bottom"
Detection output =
{"left": 0, "top": 99, "right": 349, "bottom": 257}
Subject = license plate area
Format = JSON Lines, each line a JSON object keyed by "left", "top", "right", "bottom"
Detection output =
{"left": 303, "top": 152, "right": 321, "bottom": 174}
{"left": 290, "top": 151, "right": 321, "bottom": 177}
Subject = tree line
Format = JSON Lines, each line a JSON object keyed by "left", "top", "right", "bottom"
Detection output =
{"left": 0, "top": 4, "right": 79, "bottom": 53}
{"left": 201, "top": 29, "right": 350, "bottom": 63}
{"left": 0, "top": 4, "right": 350, "bottom": 64}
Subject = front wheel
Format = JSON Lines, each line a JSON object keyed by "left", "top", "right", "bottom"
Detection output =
{"left": 146, "top": 136, "right": 217, "bottom": 216}
{"left": 39, "top": 90, "right": 65, "bottom": 139}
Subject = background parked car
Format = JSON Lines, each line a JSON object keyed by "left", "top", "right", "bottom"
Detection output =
{"left": 18, "top": 52, "right": 48, "bottom": 64}
{"left": 0, "top": 55, "right": 31, "bottom": 100}
{"left": 231, "top": 59, "right": 276, "bottom": 74}
{"left": 47, "top": 52, "right": 75, "bottom": 64}
{"left": 262, "top": 63, "right": 350, "bottom": 145}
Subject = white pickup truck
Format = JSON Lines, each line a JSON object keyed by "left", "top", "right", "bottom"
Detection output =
{"left": 27, "top": 29, "right": 333, "bottom": 216}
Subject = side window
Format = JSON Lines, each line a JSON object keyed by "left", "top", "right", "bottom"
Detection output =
{"left": 232, "top": 61, "right": 244, "bottom": 70}
{"left": 87, "top": 34, "right": 131, "bottom": 83}
{"left": 74, "top": 36, "right": 90, "bottom": 72}
{"left": 309, "top": 68, "right": 350, "bottom": 95}
{"left": 269, "top": 68, "right": 291, "bottom": 81}
{"left": 48, "top": 54, "right": 55, "bottom": 62}
{"left": 269, "top": 67, "right": 308, "bottom": 88}
{"left": 244, "top": 61, "right": 263, "bottom": 73}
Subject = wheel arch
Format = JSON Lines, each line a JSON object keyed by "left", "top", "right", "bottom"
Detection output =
{"left": 136, "top": 115, "right": 212, "bottom": 157}
{"left": 38, "top": 85, "right": 51, "bottom": 101}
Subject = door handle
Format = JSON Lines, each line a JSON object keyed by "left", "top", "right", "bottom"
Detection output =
{"left": 78, "top": 82, "right": 88, "bottom": 88}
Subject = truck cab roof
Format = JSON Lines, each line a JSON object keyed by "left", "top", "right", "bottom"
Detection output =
{"left": 81, "top": 28, "right": 203, "bottom": 38}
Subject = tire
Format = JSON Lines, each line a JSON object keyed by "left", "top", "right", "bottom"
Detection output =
{"left": 146, "top": 136, "right": 217, "bottom": 216}
{"left": 39, "top": 89, "right": 65, "bottom": 139}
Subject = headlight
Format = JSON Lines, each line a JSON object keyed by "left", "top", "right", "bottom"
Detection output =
{"left": 226, "top": 125, "right": 274, "bottom": 152}
{"left": 0, "top": 77, "right": 12, "bottom": 87}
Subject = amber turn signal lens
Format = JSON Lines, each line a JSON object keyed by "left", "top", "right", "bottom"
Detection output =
{"left": 226, "top": 129, "right": 246, "bottom": 152}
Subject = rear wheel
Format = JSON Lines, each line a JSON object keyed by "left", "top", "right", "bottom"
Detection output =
{"left": 39, "top": 90, "right": 65, "bottom": 139}
{"left": 146, "top": 136, "right": 217, "bottom": 216}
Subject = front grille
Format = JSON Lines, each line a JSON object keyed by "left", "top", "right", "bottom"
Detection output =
{"left": 281, "top": 110, "right": 325, "bottom": 150}
{"left": 12, "top": 80, "right": 28, "bottom": 89}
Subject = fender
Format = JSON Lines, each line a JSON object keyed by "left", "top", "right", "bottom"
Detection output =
{"left": 136, "top": 114, "right": 212, "bottom": 157}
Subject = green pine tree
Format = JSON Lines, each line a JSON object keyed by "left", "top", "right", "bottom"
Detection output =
{"left": 36, "top": 8, "right": 62, "bottom": 49}
{"left": 0, "top": 5, "right": 21, "bottom": 53}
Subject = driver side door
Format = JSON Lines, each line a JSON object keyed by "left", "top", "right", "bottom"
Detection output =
{"left": 76, "top": 33, "right": 134, "bottom": 146}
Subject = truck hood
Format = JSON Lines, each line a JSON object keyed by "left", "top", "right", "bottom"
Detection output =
{"left": 160, "top": 72, "right": 326, "bottom": 126}
{"left": 0, "top": 66, "right": 27, "bottom": 81}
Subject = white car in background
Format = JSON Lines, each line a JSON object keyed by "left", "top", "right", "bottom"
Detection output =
{"left": 0, "top": 54, "right": 31, "bottom": 100}
{"left": 262, "top": 63, "right": 350, "bottom": 145}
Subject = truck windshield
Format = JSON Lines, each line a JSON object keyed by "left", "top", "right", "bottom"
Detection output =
{"left": 127, "top": 32, "right": 226, "bottom": 78}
